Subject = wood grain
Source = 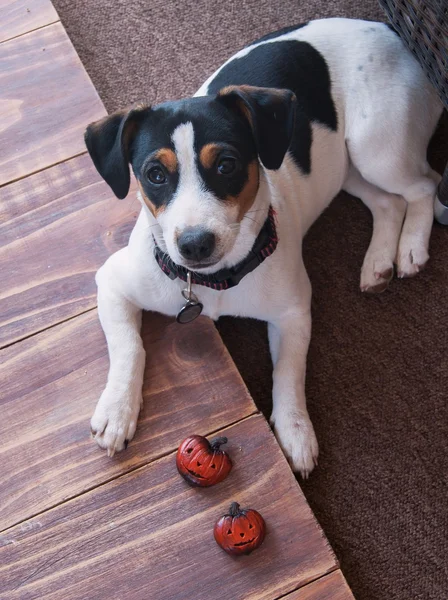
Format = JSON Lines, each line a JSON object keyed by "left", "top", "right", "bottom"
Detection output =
{"left": 284, "top": 571, "right": 354, "bottom": 599}
{"left": 0, "top": 0, "right": 59, "bottom": 43}
{"left": 0, "top": 310, "right": 255, "bottom": 531}
{"left": 0, "top": 154, "right": 138, "bottom": 348}
{"left": 0, "top": 416, "right": 336, "bottom": 600}
{"left": 0, "top": 22, "right": 104, "bottom": 186}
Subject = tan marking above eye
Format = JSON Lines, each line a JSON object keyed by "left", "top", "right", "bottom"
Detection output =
{"left": 154, "top": 148, "right": 178, "bottom": 173}
{"left": 199, "top": 143, "right": 223, "bottom": 170}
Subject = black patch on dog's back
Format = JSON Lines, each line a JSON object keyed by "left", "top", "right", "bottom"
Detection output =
{"left": 207, "top": 40, "right": 337, "bottom": 174}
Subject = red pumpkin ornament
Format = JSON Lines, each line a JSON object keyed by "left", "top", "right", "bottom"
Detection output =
{"left": 176, "top": 435, "right": 232, "bottom": 487}
{"left": 214, "top": 502, "right": 266, "bottom": 555}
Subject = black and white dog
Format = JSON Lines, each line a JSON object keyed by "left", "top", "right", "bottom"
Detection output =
{"left": 85, "top": 18, "right": 442, "bottom": 476}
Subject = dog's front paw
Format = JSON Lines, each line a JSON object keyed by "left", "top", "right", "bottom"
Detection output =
{"left": 270, "top": 412, "right": 319, "bottom": 478}
{"left": 90, "top": 387, "right": 142, "bottom": 457}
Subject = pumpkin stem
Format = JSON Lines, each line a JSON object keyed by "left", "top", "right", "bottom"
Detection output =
{"left": 210, "top": 436, "right": 228, "bottom": 450}
{"left": 229, "top": 502, "right": 241, "bottom": 517}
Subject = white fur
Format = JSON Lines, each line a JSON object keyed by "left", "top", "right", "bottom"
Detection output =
{"left": 90, "top": 18, "right": 443, "bottom": 475}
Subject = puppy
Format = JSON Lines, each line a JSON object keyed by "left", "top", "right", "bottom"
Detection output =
{"left": 85, "top": 18, "right": 442, "bottom": 476}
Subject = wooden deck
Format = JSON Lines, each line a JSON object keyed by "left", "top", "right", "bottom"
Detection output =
{"left": 0, "top": 2, "right": 354, "bottom": 598}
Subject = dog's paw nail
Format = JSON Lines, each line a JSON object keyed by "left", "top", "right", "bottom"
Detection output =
{"left": 91, "top": 419, "right": 108, "bottom": 437}
{"left": 124, "top": 439, "right": 129, "bottom": 450}
{"left": 107, "top": 447, "right": 116, "bottom": 458}
{"left": 363, "top": 280, "right": 389, "bottom": 294}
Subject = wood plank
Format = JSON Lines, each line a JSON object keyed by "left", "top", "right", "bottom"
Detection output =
{"left": 0, "top": 310, "right": 255, "bottom": 531}
{"left": 0, "top": 22, "right": 104, "bottom": 186}
{"left": 284, "top": 571, "right": 354, "bottom": 599}
{"left": 0, "top": 154, "right": 137, "bottom": 348}
{"left": 0, "top": 416, "right": 336, "bottom": 600}
{"left": 0, "top": 0, "right": 59, "bottom": 44}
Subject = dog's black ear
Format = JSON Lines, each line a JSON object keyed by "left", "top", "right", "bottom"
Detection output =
{"left": 84, "top": 106, "right": 150, "bottom": 199}
{"left": 217, "top": 85, "right": 296, "bottom": 170}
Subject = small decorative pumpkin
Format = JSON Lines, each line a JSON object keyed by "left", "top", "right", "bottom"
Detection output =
{"left": 176, "top": 435, "right": 232, "bottom": 487}
{"left": 214, "top": 502, "right": 266, "bottom": 555}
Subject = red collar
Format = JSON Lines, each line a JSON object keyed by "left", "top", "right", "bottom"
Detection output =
{"left": 154, "top": 206, "right": 278, "bottom": 291}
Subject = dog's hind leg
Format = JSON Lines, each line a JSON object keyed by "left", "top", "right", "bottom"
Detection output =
{"left": 345, "top": 80, "right": 442, "bottom": 279}
{"left": 343, "top": 164, "right": 406, "bottom": 292}
{"left": 394, "top": 168, "right": 441, "bottom": 277}
{"left": 394, "top": 172, "right": 439, "bottom": 277}
{"left": 352, "top": 157, "right": 439, "bottom": 279}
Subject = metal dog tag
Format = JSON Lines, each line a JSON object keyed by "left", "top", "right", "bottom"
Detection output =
{"left": 176, "top": 272, "right": 203, "bottom": 324}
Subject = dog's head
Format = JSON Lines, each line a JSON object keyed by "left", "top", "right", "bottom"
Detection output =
{"left": 85, "top": 86, "right": 296, "bottom": 271}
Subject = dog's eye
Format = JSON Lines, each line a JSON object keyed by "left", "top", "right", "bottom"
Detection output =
{"left": 146, "top": 166, "right": 166, "bottom": 185}
{"left": 217, "top": 157, "right": 237, "bottom": 176}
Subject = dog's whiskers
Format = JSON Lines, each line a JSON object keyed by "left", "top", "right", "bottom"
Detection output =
{"left": 242, "top": 214, "right": 262, "bottom": 225}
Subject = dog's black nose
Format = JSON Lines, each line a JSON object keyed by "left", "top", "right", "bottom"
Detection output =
{"left": 177, "top": 227, "right": 216, "bottom": 262}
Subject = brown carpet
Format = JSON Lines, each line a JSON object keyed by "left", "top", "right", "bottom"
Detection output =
{"left": 52, "top": 1, "right": 448, "bottom": 598}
